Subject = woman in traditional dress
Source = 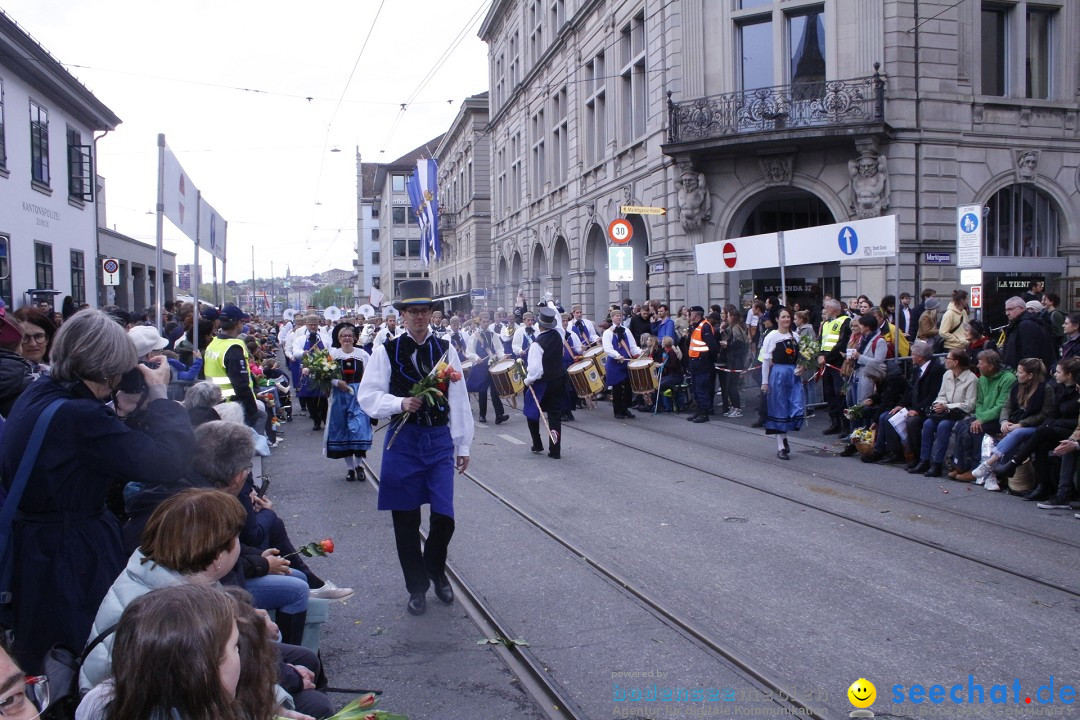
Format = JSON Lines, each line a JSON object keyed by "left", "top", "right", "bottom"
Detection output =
{"left": 761, "top": 307, "right": 804, "bottom": 459}
{"left": 326, "top": 322, "right": 374, "bottom": 482}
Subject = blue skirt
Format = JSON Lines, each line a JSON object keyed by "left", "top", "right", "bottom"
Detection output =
{"left": 378, "top": 423, "right": 455, "bottom": 517}
{"left": 765, "top": 364, "right": 804, "bottom": 434}
{"left": 325, "top": 383, "right": 373, "bottom": 458}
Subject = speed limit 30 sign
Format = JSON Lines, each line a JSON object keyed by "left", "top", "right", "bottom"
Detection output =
{"left": 608, "top": 219, "right": 633, "bottom": 245}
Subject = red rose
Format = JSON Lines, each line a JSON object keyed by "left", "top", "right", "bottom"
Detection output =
{"left": 319, "top": 538, "right": 335, "bottom": 554}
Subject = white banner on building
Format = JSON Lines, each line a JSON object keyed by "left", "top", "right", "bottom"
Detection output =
{"left": 695, "top": 233, "right": 780, "bottom": 274}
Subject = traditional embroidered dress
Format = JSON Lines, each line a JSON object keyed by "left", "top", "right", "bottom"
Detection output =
{"left": 325, "top": 347, "right": 373, "bottom": 458}
{"left": 764, "top": 332, "right": 805, "bottom": 434}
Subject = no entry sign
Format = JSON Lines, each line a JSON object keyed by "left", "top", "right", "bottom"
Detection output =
{"left": 722, "top": 242, "right": 737, "bottom": 269}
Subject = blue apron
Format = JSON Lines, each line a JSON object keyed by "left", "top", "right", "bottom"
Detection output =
{"left": 378, "top": 423, "right": 455, "bottom": 516}
{"left": 325, "top": 382, "right": 373, "bottom": 457}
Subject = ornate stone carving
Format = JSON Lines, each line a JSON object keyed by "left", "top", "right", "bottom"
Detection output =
{"left": 1015, "top": 150, "right": 1039, "bottom": 183}
{"left": 760, "top": 155, "right": 794, "bottom": 186}
{"left": 848, "top": 148, "right": 889, "bottom": 219}
{"left": 677, "top": 170, "right": 711, "bottom": 232}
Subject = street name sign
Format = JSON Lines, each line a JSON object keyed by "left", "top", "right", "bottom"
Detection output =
{"left": 620, "top": 205, "right": 667, "bottom": 216}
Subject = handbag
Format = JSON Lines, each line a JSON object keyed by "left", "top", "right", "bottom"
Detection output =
{"left": 928, "top": 407, "right": 966, "bottom": 422}
{"left": 0, "top": 398, "right": 67, "bottom": 622}
{"left": 40, "top": 624, "right": 117, "bottom": 720}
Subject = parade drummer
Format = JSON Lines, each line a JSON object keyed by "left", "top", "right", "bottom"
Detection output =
{"left": 326, "top": 322, "right": 373, "bottom": 482}
{"left": 466, "top": 311, "right": 510, "bottom": 424}
{"left": 602, "top": 309, "right": 641, "bottom": 419}
{"left": 568, "top": 305, "right": 599, "bottom": 346}
{"left": 446, "top": 315, "right": 470, "bottom": 358}
{"left": 558, "top": 313, "right": 584, "bottom": 418}
{"left": 512, "top": 312, "right": 538, "bottom": 357}
{"left": 523, "top": 308, "right": 567, "bottom": 458}
{"left": 293, "top": 314, "right": 331, "bottom": 431}
{"left": 357, "top": 280, "right": 473, "bottom": 617}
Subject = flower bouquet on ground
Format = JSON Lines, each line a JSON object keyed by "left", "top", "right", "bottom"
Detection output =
{"left": 797, "top": 335, "right": 821, "bottom": 374}
{"left": 386, "top": 353, "right": 462, "bottom": 449}
{"left": 301, "top": 348, "right": 340, "bottom": 394}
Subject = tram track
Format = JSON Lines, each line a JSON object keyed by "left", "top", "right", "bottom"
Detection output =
{"left": 362, "top": 459, "right": 832, "bottom": 720}
{"left": 604, "top": 414, "right": 1080, "bottom": 551}
{"left": 565, "top": 415, "right": 1080, "bottom": 600}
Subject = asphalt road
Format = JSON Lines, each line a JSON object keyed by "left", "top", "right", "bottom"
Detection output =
{"left": 266, "top": 392, "right": 1080, "bottom": 720}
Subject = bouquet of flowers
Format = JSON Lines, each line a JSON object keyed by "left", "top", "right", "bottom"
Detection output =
{"left": 797, "top": 334, "right": 821, "bottom": 373}
{"left": 843, "top": 404, "right": 866, "bottom": 423}
{"left": 849, "top": 426, "right": 874, "bottom": 448}
{"left": 386, "top": 354, "right": 462, "bottom": 449}
{"left": 301, "top": 348, "right": 341, "bottom": 394}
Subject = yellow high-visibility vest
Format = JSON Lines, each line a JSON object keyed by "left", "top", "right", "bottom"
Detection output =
{"left": 820, "top": 316, "right": 850, "bottom": 351}
{"left": 204, "top": 336, "right": 250, "bottom": 400}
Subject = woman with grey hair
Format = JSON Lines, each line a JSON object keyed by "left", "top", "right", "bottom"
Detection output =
{"left": 0, "top": 309, "right": 196, "bottom": 675}
{"left": 183, "top": 380, "right": 224, "bottom": 426}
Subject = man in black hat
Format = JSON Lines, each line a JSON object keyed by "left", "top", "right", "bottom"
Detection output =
{"left": 357, "top": 280, "right": 473, "bottom": 616}
{"left": 523, "top": 307, "right": 566, "bottom": 458}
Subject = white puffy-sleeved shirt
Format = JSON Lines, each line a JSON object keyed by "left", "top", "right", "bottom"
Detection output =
{"left": 602, "top": 325, "right": 640, "bottom": 359}
{"left": 292, "top": 327, "right": 332, "bottom": 357}
{"left": 466, "top": 329, "right": 504, "bottom": 362}
{"left": 566, "top": 316, "right": 599, "bottom": 344}
{"left": 357, "top": 332, "right": 473, "bottom": 457}
{"left": 512, "top": 325, "right": 539, "bottom": 357}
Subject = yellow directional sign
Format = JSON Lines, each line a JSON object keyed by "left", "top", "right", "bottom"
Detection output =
{"left": 621, "top": 205, "right": 667, "bottom": 216}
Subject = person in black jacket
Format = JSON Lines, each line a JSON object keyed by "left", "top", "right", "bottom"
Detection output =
{"left": 1000, "top": 297, "right": 1057, "bottom": 371}
{"left": 0, "top": 310, "right": 195, "bottom": 675}
{"left": 684, "top": 306, "right": 719, "bottom": 423}
{"left": 897, "top": 344, "right": 947, "bottom": 472}
{"left": 997, "top": 357, "right": 1080, "bottom": 501}
{"left": 856, "top": 363, "right": 912, "bottom": 463}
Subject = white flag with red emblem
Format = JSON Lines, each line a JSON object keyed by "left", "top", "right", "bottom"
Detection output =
{"left": 161, "top": 143, "right": 199, "bottom": 242}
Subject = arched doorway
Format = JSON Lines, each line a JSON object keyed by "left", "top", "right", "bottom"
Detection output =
{"left": 730, "top": 189, "right": 837, "bottom": 308}
{"left": 625, "top": 215, "right": 649, "bottom": 305}
{"left": 584, "top": 224, "right": 608, "bottom": 318}
{"left": 551, "top": 236, "right": 570, "bottom": 307}
{"left": 510, "top": 252, "right": 523, "bottom": 310}
{"left": 530, "top": 243, "right": 547, "bottom": 303}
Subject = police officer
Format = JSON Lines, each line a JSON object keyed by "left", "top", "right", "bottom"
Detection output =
{"left": 685, "top": 306, "right": 718, "bottom": 423}
{"left": 818, "top": 298, "right": 852, "bottom": 434}
{"left": 204, "top": 304, "right": 264, "bottom": 432}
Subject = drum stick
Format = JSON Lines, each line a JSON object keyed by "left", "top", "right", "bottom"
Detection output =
{"left": 528, "top": 384, "right": 559, "bottom": 445}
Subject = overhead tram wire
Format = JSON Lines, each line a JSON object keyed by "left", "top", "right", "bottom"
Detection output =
{"left": 308, "top": 0, "right": 388, "bottom": 263}
{"left": 376, "top": 0, "right": 492, "bottom": 155}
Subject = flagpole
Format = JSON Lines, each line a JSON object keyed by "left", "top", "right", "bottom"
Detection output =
{"left": 193, "top": 190, "right": 201, "bottom": 352}
{"left": 155, "top": 133, "right": 166, "bottom": 332}
{"left": 221, "top": 221, "right": 228, "bottom": 306}
{"left": 212, "top": 255, "right": 219, "bottom": 307}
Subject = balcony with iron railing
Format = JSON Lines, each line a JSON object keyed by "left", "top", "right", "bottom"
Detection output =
{"left": 665, "top": 65, "right": 886, "bottom": 150}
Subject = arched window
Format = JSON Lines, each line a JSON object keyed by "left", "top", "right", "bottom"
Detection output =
{"left": 984, "top": 185, "right": 1059, "bottom": 258}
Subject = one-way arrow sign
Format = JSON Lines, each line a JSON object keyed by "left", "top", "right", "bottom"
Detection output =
{"left": 608, "top": 246, "right": 633, "bottom": 281}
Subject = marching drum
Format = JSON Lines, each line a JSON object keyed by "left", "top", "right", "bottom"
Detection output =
{"left": 489, "top": 359, "right": 525, "bottom": 398}
{"left": 627, "top": 358, "right": 659, "bottom": 394}
{"left": 582, "top": 346, "right": 607, "bottom": 380}
{"left": 459, "top": 359, "right": 475, "bottom": 382}
{"left": 567, "top": 359, "right": 605, "bottom": 399}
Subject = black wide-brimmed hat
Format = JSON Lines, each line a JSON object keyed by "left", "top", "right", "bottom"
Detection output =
{"left": 331, "top": 321, "right": 358, "bottom": 348}
{"left": 392, "top": 279, "right": 435, "bottom": 311}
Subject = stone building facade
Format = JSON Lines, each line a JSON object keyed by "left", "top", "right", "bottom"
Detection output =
{"left": 432, "top": 93, "right": 492, "bottom": 312}
{"left": 478, "top": 0, "right": 1080, "bottom": 326}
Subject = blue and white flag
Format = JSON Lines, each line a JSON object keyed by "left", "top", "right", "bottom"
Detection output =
{"left": 405, "top": 174, "right": 430, "bottom": 263}
{"left": 414, "top": 158, "right": 441, "bottom": 265}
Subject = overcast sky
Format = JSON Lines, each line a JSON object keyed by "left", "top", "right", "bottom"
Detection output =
{"left": 3, "top": 0, "right": 490, "bottom": 283}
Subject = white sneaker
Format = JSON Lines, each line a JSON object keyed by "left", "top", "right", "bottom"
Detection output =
{"left": 309, "top": 581, "right": 354, "bottom": 601}
{"left": 727, "top": 408, "right": 743, "bottom": 418}
{"left": 984, "top": 476, "right": 1001, "bottom": 492}
{"left": 971, "top": 463, "right": 990, "bottom": 480}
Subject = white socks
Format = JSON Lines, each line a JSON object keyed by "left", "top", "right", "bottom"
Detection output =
{"left": 776, "top": 434, "right": 787, "bottom": 451}
{"left": 345, "top": 456, "right": 356, "bottom": 470}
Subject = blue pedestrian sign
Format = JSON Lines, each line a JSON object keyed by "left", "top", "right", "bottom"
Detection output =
{"left": 838, "top": 226, "right": 858, "bottom": 255}
{"left": 960, "top": 213, "right": 979, "bottom": 234}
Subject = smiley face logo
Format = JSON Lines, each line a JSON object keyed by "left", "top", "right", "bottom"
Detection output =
{"left": 847, "top": 678, "right": 876, "bottom": 709}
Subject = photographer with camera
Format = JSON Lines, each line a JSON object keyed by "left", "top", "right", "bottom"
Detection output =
{"left": 0, "top": 309, "right": 194, "bottom": 675}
